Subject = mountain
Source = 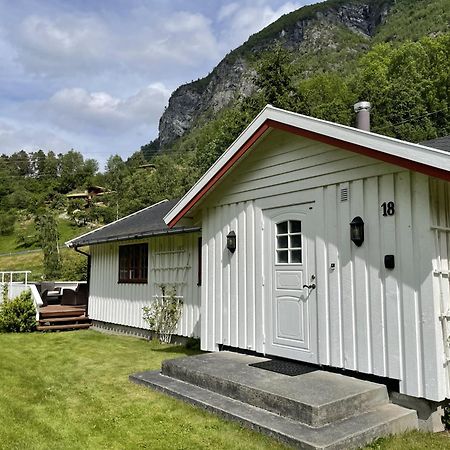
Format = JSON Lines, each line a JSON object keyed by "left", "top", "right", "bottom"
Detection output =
{"left": 155, "top": 0, "right": 449, "bottom": 150}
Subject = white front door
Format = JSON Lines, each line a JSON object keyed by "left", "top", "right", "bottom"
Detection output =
{"left": 264, "top": 205, "right": 317, "bottom": 363}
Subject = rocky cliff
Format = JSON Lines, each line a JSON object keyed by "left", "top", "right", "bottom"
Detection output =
{"left": 157, "top": 0, "right": 394, "bottom": 148}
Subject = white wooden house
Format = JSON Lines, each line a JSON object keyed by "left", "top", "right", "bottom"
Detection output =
{"left": 69, "top": 105, "right": 449, "bottom": 406}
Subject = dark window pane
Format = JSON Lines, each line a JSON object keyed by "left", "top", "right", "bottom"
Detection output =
{"left": 277, "top": 236, "right": 288, "bottom": 249}
{"left": 277, "top": 250, "right": 288, "bottom": 263}
{"left": 290, "top": 220, "right": 301, "bottom": 233}
{"left": 277, "top": 222, "right": 288, "bottom": 234}
{"left": 290, "top": 235, "right": 302, "bottom": 248}
{"left": 291, "top": 250, "right": 302, "bottom": 264}
{"left": 118, "top": 243, "right": 148, "bottom": 283}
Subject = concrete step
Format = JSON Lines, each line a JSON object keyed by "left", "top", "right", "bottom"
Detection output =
{"left": 130, "top": 370, "right": 417, "bottom": 450}
{"left": 161, "top": 352, "right": 389, "bottom": 427}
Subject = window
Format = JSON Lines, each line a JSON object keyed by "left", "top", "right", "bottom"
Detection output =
{"left": 276, "top": 220, "right": 302, "bottom": 264}
{"left": 118, "top": 243, "right": 148, "bottom": 283}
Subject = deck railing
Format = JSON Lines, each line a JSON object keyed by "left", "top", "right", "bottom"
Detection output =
{"left": 0, "top": 271, "right": 42, "bottom": 320}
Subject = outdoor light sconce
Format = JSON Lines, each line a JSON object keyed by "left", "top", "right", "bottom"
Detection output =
{"left": 350, "top": 216, "right": 364, "bottom": 247}
{"left": 226, "top": 231, "right": 236, "bottom": 253}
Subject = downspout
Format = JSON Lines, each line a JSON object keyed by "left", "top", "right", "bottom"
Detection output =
{"left": 73, "top": 246, "right": 91, "bottom": 317}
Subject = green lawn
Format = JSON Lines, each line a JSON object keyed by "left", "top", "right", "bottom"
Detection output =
{"left": 0, "top": 218, "right": 90, "bottom": 255}
{"left": 0, "top": 331, "right": 449, "bottom": 450}
{"left": 0, "top": 331, "right": 287, "bottom": 450}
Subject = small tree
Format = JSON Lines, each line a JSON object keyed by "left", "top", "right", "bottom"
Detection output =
{"left": 35, "top": 210, "right": 61, "bottom": 279}
{"left": 143, "top": 284, "right": 183, "bottom": 344}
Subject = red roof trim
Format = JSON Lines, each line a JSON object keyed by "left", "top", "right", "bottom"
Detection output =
{"left": 168, "top": 119, "right": 449, "bottom": 227}
{"left": 267, "top": 120, "right": 450, "bottom": 182}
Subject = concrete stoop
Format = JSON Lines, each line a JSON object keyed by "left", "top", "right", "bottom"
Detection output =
{"left": 130, "top": 352, "right": 418, "bottom": 449}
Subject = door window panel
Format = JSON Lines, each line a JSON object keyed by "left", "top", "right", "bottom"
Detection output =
{"left": 276, "top": 220, "right": 302, "bottom": 264}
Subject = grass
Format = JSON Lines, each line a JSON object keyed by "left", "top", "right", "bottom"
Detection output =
{"left": 0, "top": 331, "right": 448, "bottom": 450}
{"left": 0, "top": 250, "right": 44, "bottom": 279}
{"left": 0, "top": 217, "right": 90, "bottom": 255}
{"left": 366, "top": 430, "right": 450, "bottom": 449}
{"left": 0, "top": 331, "right": 288, "bottom": 450}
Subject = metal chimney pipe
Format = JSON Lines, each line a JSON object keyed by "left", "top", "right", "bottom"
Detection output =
{"left": 354, "top": 101, "right": 371, "bottom": 131}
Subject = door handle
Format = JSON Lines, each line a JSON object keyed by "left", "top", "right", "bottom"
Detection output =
{"left": 303, "top": 283, "right": 316, "bottom": 290}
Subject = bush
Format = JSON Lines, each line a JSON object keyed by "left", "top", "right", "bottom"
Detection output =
{"left": 60, "top": 251, "right": 88, "bottom": 281}
{"left": 0, "top": 290, "right": 36, "bottom": 333}
{"left": 0, "top": 211, "right": 16, "bottom": 236}
{"left": 442, "top": 403, "right": 450, "bottom": 429}
{"left": 143, "top": 284, "right": 183, "bottom": 344}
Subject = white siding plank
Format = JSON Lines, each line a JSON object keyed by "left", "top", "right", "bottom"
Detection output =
{"left": 325, "top": 185, "right": 342, "bottom": 367}
{"left": 352, "top": 179, "right": 370, "bottom": 373}
{"left": 365, "top": 177, "right": 386, "bottom": 377}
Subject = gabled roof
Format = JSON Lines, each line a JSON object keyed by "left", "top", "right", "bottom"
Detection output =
{"left": 165, "top": 105, "right": 450, "bottom": 228}
{"left": 66, "top": 199, "right": 200, "bottom": 248}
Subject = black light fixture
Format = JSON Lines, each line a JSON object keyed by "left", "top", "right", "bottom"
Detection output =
{"left": 226, "top": 231, "right": 236, "bottom": 253}
{"left": 350, "top": 216, "right": 364, "bottom": 247}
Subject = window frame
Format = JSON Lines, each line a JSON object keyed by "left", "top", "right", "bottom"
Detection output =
{"left": 118, "top": 243, "right": 148, "bottom": 284}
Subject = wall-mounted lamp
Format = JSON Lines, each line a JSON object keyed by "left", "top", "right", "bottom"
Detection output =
{"left": 350, "top": 216, "right": 364, "bottom": 247}
{"left": 226, "top": 231, "right": 236, "bottom": 253}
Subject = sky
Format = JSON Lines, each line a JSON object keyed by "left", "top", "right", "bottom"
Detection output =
{"left": 0, "top": 0, "right": 315, "bottom": 169}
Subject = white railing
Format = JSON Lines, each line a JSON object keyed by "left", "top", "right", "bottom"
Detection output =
{"left": 0, "top": 271, "right": 42, "bottom": 320}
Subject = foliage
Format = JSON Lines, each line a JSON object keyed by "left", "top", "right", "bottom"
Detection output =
{"left": 143, "top": 284, "right": 183, "bottom": 344}
{"left": 442, "top": 403, "right": 450, "bottom": 429}
{"left": 353, "top": 34, "right": 450, "bottom": 141}
{"left": 35, "top": 210, "right": 61, "bottom": 280}
{"left": 0, "top": 211, "right": 16, "bottom": 236}
{"left": 59, "top": 251, "right": 88, "bottom": 281}
{"left": 0, "top": 290, "right": 36, "bottom": 333}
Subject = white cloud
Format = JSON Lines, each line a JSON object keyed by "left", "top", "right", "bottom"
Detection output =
{"left": 0, "top": 119, "right": 71, "bottom": 153}
{"left": 43, "top": 83, "right": 170, "bottom": 132}
{"left": 218, "top": 3, "right": 241, "bottom": 21}
{"left": 13, "top": 10, "right": 220, "bottom": 77}
{"left": 16, "top": 14, "right": 109, "bottom": 75}
{"left": 217, "top": 1, "right": 303, "bottom": 51}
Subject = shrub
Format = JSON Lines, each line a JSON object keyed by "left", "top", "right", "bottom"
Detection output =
{"left": 0, "top": 211, "right": 16, "bottom": 236}
{"left": 442, "top": 403, "right": 450, "bottom": 429}
{"left": 60, "top": 251, "right": 88, "bottom": 281}
{"left": 0, "top": 290, "right": 36, "bottom": 333}
{"left": 143, "top": 284, "right": 183, "bottom": 344}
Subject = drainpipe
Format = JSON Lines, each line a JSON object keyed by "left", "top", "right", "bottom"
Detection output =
{"left": 354, "top": 101, "right": 372, "bottom": 131}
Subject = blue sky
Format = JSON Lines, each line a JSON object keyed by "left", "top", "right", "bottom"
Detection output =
{"left": 0, "top": 0, "right": 314, "bottom": 169}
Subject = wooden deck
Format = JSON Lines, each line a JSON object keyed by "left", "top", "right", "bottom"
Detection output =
{"left": 38, "top": 305, "right": 91, "bottom": 331}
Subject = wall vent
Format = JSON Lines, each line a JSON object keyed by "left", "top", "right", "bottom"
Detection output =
{"left": 340, "top": 187, "right": 349, "bottom": 202}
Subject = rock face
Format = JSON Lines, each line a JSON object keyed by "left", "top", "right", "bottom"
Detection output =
{"left": 158, "top": 58, "right": 255, "bottom": 148}
{"left": 157, "top": 0, "right": 393, "bottom": 149}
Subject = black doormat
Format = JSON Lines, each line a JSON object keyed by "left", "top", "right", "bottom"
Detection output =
{"left": 250, "top": 359, "right": 318, "bottom": 377}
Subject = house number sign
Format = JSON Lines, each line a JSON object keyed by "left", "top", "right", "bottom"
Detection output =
{"left": 381, "top": 201, "right": 395, "bottom": 216}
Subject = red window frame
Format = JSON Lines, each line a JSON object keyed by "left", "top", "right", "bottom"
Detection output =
{"left": 118, "top": 243, "right": 148, "bottom": 284}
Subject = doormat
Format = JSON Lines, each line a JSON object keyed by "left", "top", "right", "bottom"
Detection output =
{"left": 250, "top": 359, "right": 318, "bottom": 377}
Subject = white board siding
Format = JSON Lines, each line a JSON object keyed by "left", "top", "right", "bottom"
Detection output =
{"left": 430, "top": 179, "right": 450, "bottom": 398}
{"left": 200, "top": 130, "right": 446, "bottom": 401}
{"left": 89, "top": 233, "right": 201, "bottom": 338}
